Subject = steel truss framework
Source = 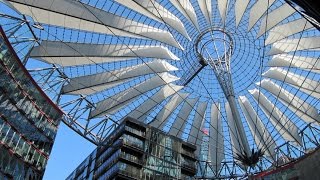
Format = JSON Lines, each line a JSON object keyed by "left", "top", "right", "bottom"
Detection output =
{"left": 0, "top": 14, "right": 115, "bottom": 144}
{"left": 196, "top": 124, "right": 320, "bottom": 178}
{"left": 0, "top": 0, "right": 320, "bottom": 178}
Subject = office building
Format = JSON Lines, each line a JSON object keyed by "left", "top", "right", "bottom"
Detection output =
{"left": 67, "top": 117, "right": 197, "bottom": 180}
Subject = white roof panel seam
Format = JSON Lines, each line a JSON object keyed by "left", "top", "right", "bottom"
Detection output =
{"left": 187, "top": 102, "right": 207, "bottom": 144}
{"left": 238, "top": 96, "right": 276, "bottom": 160}
{"left": 209, "top": 103, "right": 224, "bottom": 172}
{"left": 263, "top": 67, "right": 320, "bottom": 99}
{"left": 150, "top": 93, "right": 189, "bottom": 128}
{"left": 127, "top": 84, "right": 184, "bottom": 120}
{"left": 62, "top": 59, "right": 178, "bottom": 94}
{"left": 268, "top": 37, "right": 320, "bottom": 55}
{"left": 268, "top": 54, "right": 320, "bottom": 74}
{"left": 249, "top": 89, "right": 302, "bottom": 145}
{"left": 116, "top": 0, "right": 191, "bottom": 40}
{"left": 90, "top": 72, "right": 179, "bottom": 118}
{"left": 257, "top": 79, "right": 320, "bottom": 124}
{"left": 265, "top": 18, "right": 314, "bottom": 45}
{"left": 257, "top": 3, "right": 296, "bottom": 38}
{"left": 168, "top": 97, "right": 199, "bottom": 137}
{"left": 8, "top": 0, "right": 183, "bottom": 49}
{"left": 248, "top": 0, "right": 276, "bottom": 30}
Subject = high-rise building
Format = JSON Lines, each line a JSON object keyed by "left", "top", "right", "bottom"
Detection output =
{"left": 67, "top": 117, "right": 197, "bottom": 180}
{"left": 0, "top": 27, "right": 63, "bottom": 179}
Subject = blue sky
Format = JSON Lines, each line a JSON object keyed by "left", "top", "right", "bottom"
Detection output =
{"left": 43, "top": 124, "right": 95, "bottom": 180}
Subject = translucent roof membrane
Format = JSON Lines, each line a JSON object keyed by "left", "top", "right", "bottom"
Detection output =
{"left": 0, "top": 0, "right": 319, "bottom": 178}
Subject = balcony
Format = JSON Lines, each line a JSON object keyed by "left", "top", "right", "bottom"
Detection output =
{"left": 119, "top": 152, "right": 143, "bottom": 167}
{"left": 125, "top": 126, "right": 145, "bottom": 138}
{"left": 181, "top": 148, "right": 196, "bottom": 159}
{"left": 181, "top": 162, "right": 196, "bottom": 172}
{"left": 181, "top": 158, "right": 197, "bottom": 175}
{"left": 122, "top": 135, "right": 144, "bottom": 153}
{"left": 118, "top": 162, "right": 141, "bottom": 180}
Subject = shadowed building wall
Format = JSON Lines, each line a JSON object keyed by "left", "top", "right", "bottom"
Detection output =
{"left": 0, "top": 26, "right": 63, "bottom": 180}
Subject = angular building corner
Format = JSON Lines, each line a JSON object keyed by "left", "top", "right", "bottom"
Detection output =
{"left": 66, "top": 117, "right": 197, "bottom": 180}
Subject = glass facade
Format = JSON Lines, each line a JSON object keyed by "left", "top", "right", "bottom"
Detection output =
{"left": 0, "top": 27, "right": 63, "bottom": 179}
{"left": 67, "top": 117, "right": 197, "bottom": 180}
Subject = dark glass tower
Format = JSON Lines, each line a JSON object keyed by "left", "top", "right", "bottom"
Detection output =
{"left": 67, "top": 117, "right": 197, "bottom": 180}
{"left": 0, "top": 27, "right": 63, "bottom": 179}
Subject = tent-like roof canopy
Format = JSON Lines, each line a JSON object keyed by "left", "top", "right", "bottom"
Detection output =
{"left": 0, "top": 0, "right": 319, "bottom": 178}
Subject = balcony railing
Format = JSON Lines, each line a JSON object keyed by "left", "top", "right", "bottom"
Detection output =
{"left": 122, "top": 135, "right": 144, "bottom": 151}
{"left": 119, "top": 152, "right": 143, "bottom": 165}
{"left": 119, "top": 162, "right": 141, "bottom": 179}
{"left": 181, "top": 148, "right": 195, "bottom": 159}
{"left": 125, "top": 126, "right": 145, "bottom": 137}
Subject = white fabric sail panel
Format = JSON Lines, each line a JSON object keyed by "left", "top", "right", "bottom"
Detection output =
{"left": 64, "top": 80, "right": 130, "bottom": 96}
{"left": 8, "top": 1, "right": 137, "bottom": 38}
{"left": 209, "top": 103, "right": 224, "bottom": 172}
{"left": 166, "top": 99, "right": 197, "bottom": 136}
{"left": 89, "top": 72, "right": 179, "bottom": 118}
{"left": 248, "top": 0, "right": 276, "bottom": 30}
{"left": 268, "top": 37, "right": 320, "bottom": 55}
{"left": 62, "top": 59, "right": 178, "bottom": 94}
{"left": 235, "top": 0, "right": 249, "bottom": 27}
{"left": 99, "top": 73, "right": 180, "bottom": 116}
{"left": 238, "top": 96, "right": 276, "bottom": 159}
{"left": 150, "top": 93, "right": 189, "bottom": 128}
{"left": 249, "top": 89, "right": 302, "bottom": 145}
{"left": 187, "top": 102, "right": 207, "bottom": 144}
{"left": 257, "top": 3, "right": 295, "bottom": 38}
{"left": 137, "top": 85, "right": 185, "bottom": 121}
{"left": 116, "top": 0, "right": 190, "bottom": 40}
{"left": 265, "top": 18, "right": 314, "bottom": 45}
{"left": 217, "top": 0, "right": 228, "bottom": 24}
{"left": 169, "top": 0, "right": 200, "bottom": 31}
{"left": 8, "top": 0, "right": 182, "bottom": 49}
{"left": 35, "top": 57, "right": 133, "bottom": 67}
{"left": 257, "top": 79, "right": 320, "bottom": 124}
{"left": 127, "top": 84, "right": 183, "bottom": 120}
{"left": 169, "top": 0, "right": 189, "bottom": 22}
{"left": 198, "top": 0, "right": 212, "bottom": 25}
{"left": 65, "top": 1, "right": 183, "bottom": 49}
{"left": 167, "top": 97, "right": 199, "bottom": 136}
{"left": 194, "top": 119, "right": 206, "bottom": 156}
{"left": 268, "top": 54, "right": 320, "bottom": 74}
{"left": 31, "top": 41, "right": 179, "bottom": 66}
{"left": 114, "top": 0, "right": 161, "bottom": 22}
{"left": 136, "top": 0, "right": 190, "bottom": 40}
{"left": 168, "top": 111, "right": 188, "bottom": 136}
{"left": 263, "top": 67, "right": 320, "bottom": 99}
{"left": 225, "top": 102, "right": 243, "bottom": 155}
